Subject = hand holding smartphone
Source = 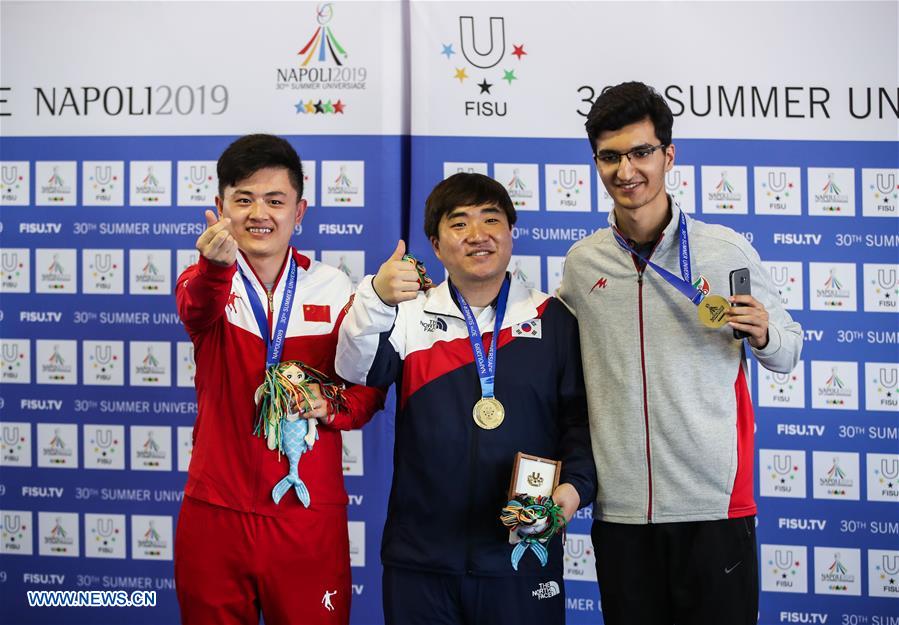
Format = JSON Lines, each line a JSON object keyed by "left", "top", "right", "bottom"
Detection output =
{"left": 729, "top": 268, "right": 751, "bottom": 340}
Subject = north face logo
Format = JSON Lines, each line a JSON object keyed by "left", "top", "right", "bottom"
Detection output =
{"left": 420, "top": 317, "right": 447, "bottom": 333}
{"left": 532, "top": 581, "right": 560, "bottom": 599}
{"left": 590, "top": 277, "right": 607, "bottom": 293}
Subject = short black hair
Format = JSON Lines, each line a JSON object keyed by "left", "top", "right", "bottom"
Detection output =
{"left": 217, "top": 134, "right": 304, "bottom": 199}
{"left": 424, "top": 173, "right": 516, "bottom": 240}
{"left": 584, "top": 82, "right": 673, "bottom": 152}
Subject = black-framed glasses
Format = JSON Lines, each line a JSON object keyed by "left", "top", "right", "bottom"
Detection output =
{"left": 594, "top": 144, "right": 667, "bottom": 167}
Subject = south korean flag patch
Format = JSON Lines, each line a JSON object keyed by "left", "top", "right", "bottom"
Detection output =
{"left": 512, "top": 318, "right": 542, "bottom": 339}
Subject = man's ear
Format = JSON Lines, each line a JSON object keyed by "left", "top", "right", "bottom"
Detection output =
{"left": 294, "top": 199, "right": 309, "bottom": 226}
{"left": 214, "top": 195, "right": 225, "bottom": 218}
{"left": 664, "top": 143, "right": 676, "bottom": 172}
{"left": 429, "top": 235, "right": 441, "bottom": 261}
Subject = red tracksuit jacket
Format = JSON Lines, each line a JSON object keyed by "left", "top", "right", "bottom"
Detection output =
{"left": 176, "top": 249, "right": 385, "bottom": 516}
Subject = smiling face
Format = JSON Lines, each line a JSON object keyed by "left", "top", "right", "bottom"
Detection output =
{"left": 430, "top": 202, "right": 513, "bottom": 294}
{"left": 594, "top": 117, "right": 674, "bottom": 217}
{"left": 215, "top": 166, "right": 307, "bottom": 269}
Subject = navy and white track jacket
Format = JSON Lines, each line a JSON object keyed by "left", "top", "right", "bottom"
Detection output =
{"left": 336, "top": 275, "right": 596, "bottom": 576}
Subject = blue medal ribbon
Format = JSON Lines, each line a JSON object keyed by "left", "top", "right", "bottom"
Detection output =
{"left": 238, "top": 254, "right": 298, "bottom": 367}
{"left": 452, "top": 276, "right": 510, "bottom": 400}
{"left": 612, "top": 210, "right": 704, "bottom": 305}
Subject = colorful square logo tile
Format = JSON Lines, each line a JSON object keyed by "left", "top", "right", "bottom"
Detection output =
{"left": 0, "top": 422, "right": 31, "bottom": 467}
{"left": 82, "top": 340, "right": 124, "bottom": 386}
{"left": 82, "top": 161, "right": 124, "bottom": 206}
{"left": 868, "top": 550, "right": 899, "bottom": 598}
{"left": 0, "top": 161, "right": 30, "bottom": 206}
{"left": 342, "top": 430, "right": 363, "bottom": 476}
{"left": 130, "top": 426, "right": 172, "bottom": 471}
{"left": 494, "top": 163, "right": 539, "bottom": 211}
{"left": 302, "top": 160, "right": 317, "bottom": 207}
{"left": 129, "top": 249, "right": 171, "bottom": 295}
{"left": 545, "top": 164, "right": 591, "bottom": 212}
{"left": 131, "top": 515, "right": 173, "bottom": 560}
{"left": 1, "top": 510, "right": 33, "bottom": 555}
{"left": 758, "top": 360, "right": 805, "bottom": 409}
{"left": 83, "top": 424, "right": 125, "bottom": 470}
{"left": 0, "top": 248, "right": 30, "bottom": 293}
{"left": 863, "top": 263, "right": 898, "bottom": 313}
{"left": 759, "top": 449, "right": 806, "bottom": 498}
{"left": 84, "top": 513, "right": 126, "bottom": 559}
{"left": 82, "top": 249, "right": 124, "bottom": 294}
{"left": 760, "top": 544, "right": 808, "bottom": 593}
{"left": 665, "top": 166, "right": 696, "bottom": 214}
{"left": 866, "top": 362, "right": 898, "bottom": 412}
{"left": 176, "top": 249, "right": 200, "bottom": 277}
{"left": 130, "top": 161, "right": 172, "bottom": 206}
{"left": 38, "top": 511, "right": 79, "bottom": 557}
{"left": 36, "top": 423, "right": 78, "bottom": 469}
{"left": 177, "top": 426, "right": 193, "bottom": 472}
{"left": 812, "top": 451, "right": 860, "bottom": 500}
{"left": 176, "top": 161, "right": 217, "bottom": 206}
{"left": 321, "top": 250, "right": 365, "bottom": 288}
{"left": 348, "top": 521, "right": 365, "bottom": 567}
{"left": 177, "top": 342, "right": 196, "bottom": 388}
{"left": 36, "top": 339, "right": 77, "bottom": 385}
{"left": 861, "top": 168, "right": 898, "bottom": 217}
{"left": 509, "top": 255, "right": 542, "bottom": 291}
{"left": 809, "top": 262, "right": 856, "bottom": 311}
{"left": 35, "top": 248, "right": 77, "bottom": 294}
{"left": 813, "top": 547, "right": 861, "bottom": 596}
{"left": 754, "top": 166, "right": 801, "bottom": 215}
{"left": 35, "top": 161, "right": 77, "bottom": 206}
{"left": 701, "top": 166, "right": 748, "bottom": 214}
{"left": 563, "top": 533, "right": 597, "bottom": 582}
{"left": 762, "top": 261, "right": 803, "bottom": 310}
{"left": 1, "top": 339, "right": 31, "bottom": 384}
{"left": 443, "top": 162, "right": 487, "bottom": 178}
{"left": 130, "top": 341, "right": 171, "bottom": 387}
{"left": 808, "top": 167, "right": 855, "bottom": 216}
{"left": 810, "top": 360, "right": 858, "bottom": 411}
{"left": 866, "top": 453, "right": 899, "bottom": 502}
{"left": 321, "top": 160, "right": 364, "bottom": 206}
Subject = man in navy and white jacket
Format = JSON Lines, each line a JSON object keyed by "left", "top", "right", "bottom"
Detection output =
{"left": 336, "top": 173, "right": 596, "bottom": 625}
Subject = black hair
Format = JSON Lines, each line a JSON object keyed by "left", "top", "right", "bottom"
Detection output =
{"left": 217, "top": 134, "right": 304, "bottom": 199}
{"left": 424, "top": 173, "right": 516, "bottom": 239}
{"left": 584, "top": 81, "right": 673, "bottom": 152}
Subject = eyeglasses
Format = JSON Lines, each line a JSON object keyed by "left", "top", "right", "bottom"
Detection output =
{"left": 594, "top": 144, "right": 667, "bottom": 167}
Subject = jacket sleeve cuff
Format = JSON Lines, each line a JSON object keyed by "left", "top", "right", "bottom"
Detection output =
{"left": 751, "top": 323, "right": 783, "bottom": 359}
{"left": 197, "top": 255, "right": 237, "bottom": 280}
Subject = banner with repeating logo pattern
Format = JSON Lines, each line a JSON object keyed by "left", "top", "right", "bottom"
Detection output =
{"left": 2, "top": 1, "right": 898, "bottom": 624}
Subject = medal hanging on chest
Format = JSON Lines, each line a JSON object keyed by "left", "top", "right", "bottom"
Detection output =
{"left": 239, "top": 256, "right": 346, "bottom": 507}
{"left": 613, "top": 210, "right": 731, "bottom": 328}
{"left": 453, "top": 277, "right": 510, "bottom": 430}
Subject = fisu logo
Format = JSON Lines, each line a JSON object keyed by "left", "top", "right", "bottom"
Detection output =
{"left": 94, "top": 253, "right": 113, "bottom": 274}
{"left": 2, "top": 166, "right": 18, "bottom": 185}
{"left": 665, "top": 170, "right": 682, "bottom": 191}
{"left": 882, "top": 554, "right": 899, "bottom": 576}
{"left": 876, "top": 172, "right": 896, "bottom": 195}
{"left": 767, "top": 171, "right": 788, "bottom": 193}
{"left": 877, "top": 268, "right": 897, "bottom": 290}
{"left": 2, "top": 343, "right": 20, "bottom": 365}
{"left": 2, "top": 252, "right": 19, "bottom": 273}
{"left": 93, "top": 345, "right": 113, "bottom": 367}
{"left": 558, "top": 169, "right": 578, "bottom": 191}
{"left": 189, "top": 165, "right": 207, "bottom": 186}
{"left": 95, "top": 518, "right": 115, "bottom": 539}
{"left": 459, "top": 16, "right": 505, "bottom": 68}
{"left": 94, "top": 165, "right": 113, "bottom": 186}
{"left": 4, "top": 513, "right": 22, "bottom": 533}
{"left": 2, "top": 425, "right": 20, "bottom": 447}
{"left": 879, "top": 367, "right": 898, "bottom": 389}
{"left": 95, "top": 428, "right": 114, "bottom": 451}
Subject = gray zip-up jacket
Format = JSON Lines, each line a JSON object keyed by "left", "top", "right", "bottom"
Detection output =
{"left": 560, "top": 199, "right": 802, "bottom": 524}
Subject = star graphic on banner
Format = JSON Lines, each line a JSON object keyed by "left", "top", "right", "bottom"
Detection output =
{"left": 334, "top": 100, "right": 345, "bottom": 113}
{"left": 314, "top": 100, "right": 324, "bottom": 114}
{"left": 511, "top": 44, "right": 527, "bottom": 60}
{"left": 477, "top": 79, "right": 492, "bottom": 94}
{"left": 454, "top": 67, "right": 469, "bottom": 83}
{"left": 294, "top": 100, "right": 306, "bottom": 114}
{"left": 323, "top": 100, "right": 334, "bottom": 114}
{"left": 441, "top": 43, "right": 455, "bottom": 58}
{"left": 502, "top": 69, "right": 517, "bottom": 85}
{"left": 305, "top": 101, "right": 316, "bottom": 113}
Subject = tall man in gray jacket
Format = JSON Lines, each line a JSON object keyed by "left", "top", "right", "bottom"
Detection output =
{"left": 560, "top": 82, "right": 802, "bottom": 625}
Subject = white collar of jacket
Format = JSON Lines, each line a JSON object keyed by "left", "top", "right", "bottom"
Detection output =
{"left": 421, "top": 273, "right": 542, "bottom": 328}
{"left": 606, "top": 195, "right": 689, "bottom": 258}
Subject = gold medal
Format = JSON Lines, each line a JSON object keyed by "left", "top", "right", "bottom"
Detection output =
{"left": 697, "top": 294, "right": 730, "bottom": 329}
{"left": 473, "top": 397, "right": 505, "bottom": 430}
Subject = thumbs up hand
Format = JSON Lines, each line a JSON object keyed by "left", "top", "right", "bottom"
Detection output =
{"left": 195, "top": 209, "right": 237, "bottom": 267}
{"left": 371, "top": 240, "right": 421, "bottom": 306}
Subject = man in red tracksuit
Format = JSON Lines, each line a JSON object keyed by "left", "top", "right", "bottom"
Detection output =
{"left": 174, "top": 134, "right": 384, "bottom": 625}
